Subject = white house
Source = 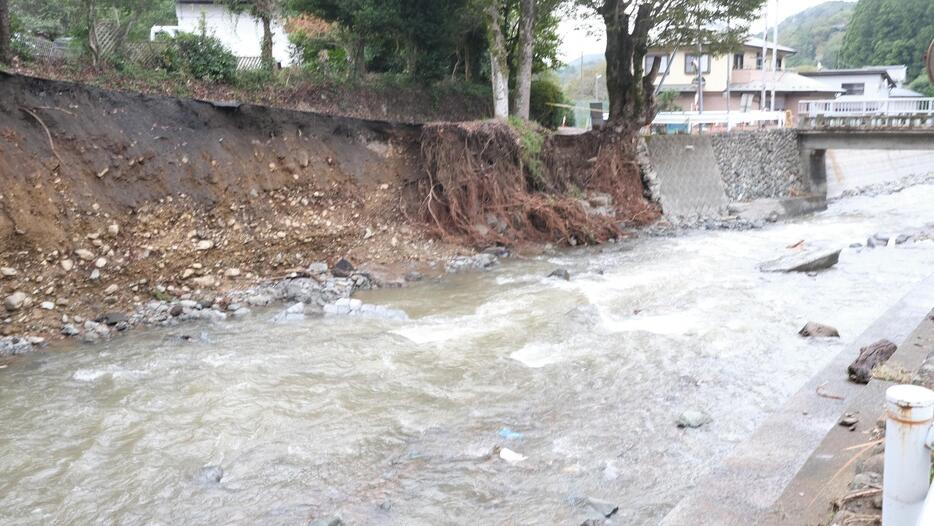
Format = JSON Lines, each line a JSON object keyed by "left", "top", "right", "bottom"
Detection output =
{"left": 154, "top": 0, "right": 293, "bottom": 67}
{"left": 799, "top": 66, "right": 923, "bottom": 99}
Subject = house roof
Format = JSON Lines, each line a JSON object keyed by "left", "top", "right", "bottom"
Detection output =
{"left": 743, "top": 37, "right": 796, "bottom": 55}
{"left": 729, "top": 72, "right": 841, "bottom": 93}
{"left": 799, "top": 66, "right": 903, "bottom": 88}
{"left": 890, "top": 87, "right": 925, "bottom": 97}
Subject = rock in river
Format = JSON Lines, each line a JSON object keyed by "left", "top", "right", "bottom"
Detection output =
{"left": 677, "top": 409, "right": 712, "bottom": 428}
{"left": 196, "top": 465, "right": 224, "bottom": 484}
{"left": 548, "top": 269, "right": 571, "bottom": 281}
{"left": 799, "top": 322, "right": 840, "bottom": 338}
{"left": 759, "top": 247, "right": 841, "bottom": 273}
{"left": 5, "top": 292, "right": 28, "bottom": 312}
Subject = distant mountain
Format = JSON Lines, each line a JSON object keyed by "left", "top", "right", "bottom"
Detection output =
{"left": 778, "top": 1, "right": 856, "bottom": 69}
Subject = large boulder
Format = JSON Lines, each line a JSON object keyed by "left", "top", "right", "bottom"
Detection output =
{"left": 759, "top": 247, "right": 841, "bottom": 273}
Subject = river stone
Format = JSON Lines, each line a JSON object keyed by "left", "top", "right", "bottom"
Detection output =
{"left": 5, "top": 292, "right": 27, "bottom": 312}
{"left": 585, "top": 497, "right": 619, "bottom": 518}
{"left": 75, "top": 248, "right": 95, "bottom": 261}
{"left": 759, "top": 247, "right": 841, "bottom": 273}
{"left": 331, "top": 258, "right": 355, "bottom": 278}
{"left": 548, "top": 269, "right": 571, "bottom": 281}
{"left": 61, "top": 324, "right": 80, "bottom": 336}
{"left": 195, "top": 240, "right": 214, "bottom": 251}
{"left": 98, "top": 312, "right": 129, "bottom": 326}
{"left": 0, "top": 267, "right": 17, "bottom": 277}
{"left": 196, "top": 465, "right": 224, "bottom": 484}
{"left": 61, "top": 259, "right": 74, "bottom": 271}
{"left": 306, "top": 517, "right": 344, "bottom": 526}
{"left": 677, "top": 409, "right": 712, "bottom": 428}
{"left": 799, "top": 322, "right": 840, "bottom": 338}
{"left": 848, "top": 339, "right": 898, "bottom": 384}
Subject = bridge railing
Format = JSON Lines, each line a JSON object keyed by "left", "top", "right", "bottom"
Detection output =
{"left": 798, "top": 98, "right": 934, "bottom": 129}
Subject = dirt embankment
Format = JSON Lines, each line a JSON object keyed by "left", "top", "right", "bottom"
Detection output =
{"left": 0, "top": 72, "right": 658, "bottom": 345}
{"left": 0, "top": 72, "right": 467, "bottom": 341}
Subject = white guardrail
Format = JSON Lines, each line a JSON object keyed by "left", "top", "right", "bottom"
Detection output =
{"left": 651, "top": 110, "right": 787, "bottom": 130}
{"left": 798, "top": 98, "right": 934, "bottom": 128}
{"left": 883, "top": 384, "right": 934, "bottom": 526}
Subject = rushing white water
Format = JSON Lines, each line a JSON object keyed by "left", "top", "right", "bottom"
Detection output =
{"left": 2, "top": 186, "right": 934, "bottom": 526}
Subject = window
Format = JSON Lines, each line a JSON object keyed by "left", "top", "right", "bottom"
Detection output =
{"left": 756, "top": 52, "right": 763, "bottom": 70}
{"left": 776, "top": 57, "right": 783, "bottom": 70}
{"left": 645, "top": 54, "right": 670, "bottom": 72}
{"left": 842, "top": 83, "right": 865, "bottom": 96}
{"left": 733, "top": 53, "right": 745, "bottom": 70}
{"left": 684, "top": 54, "right": 711, "bottom": 74}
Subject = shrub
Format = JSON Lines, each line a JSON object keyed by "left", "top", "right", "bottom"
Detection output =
{"left": 160, "top": 26, "right": 236, "bottom": 83}
{"left": 908, "top": 74, "right": 934, "bottom": 97}
{"left": 529, "top": 78, "right": 575, "bottom": 129}
{"left": 289, "top": 32, "right": 347, "bottom": 77}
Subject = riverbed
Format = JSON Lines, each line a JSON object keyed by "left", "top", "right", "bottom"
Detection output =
{"left": 2, "top": 185, "right": 934, "bottom": 525}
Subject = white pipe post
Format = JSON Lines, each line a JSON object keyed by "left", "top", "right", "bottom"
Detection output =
{"left": 882, "top": 384, "right": 934, "bottom": 526}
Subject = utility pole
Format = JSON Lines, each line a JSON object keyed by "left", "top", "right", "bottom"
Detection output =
{"left": 770, "top": 0, "right": 780, "bottom": 112}
{"left": 696, "top": 16, "right": 704, "bottom": 114}
{"left": 760, "top": 2, "right": 769, "bottom": 110}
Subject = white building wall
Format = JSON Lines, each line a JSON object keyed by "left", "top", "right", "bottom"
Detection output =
{"left": 809, "top": 73, "right": 890, "bottom": 98}
{"left": 175, "top": 4, "right": 292, "bottom": 66}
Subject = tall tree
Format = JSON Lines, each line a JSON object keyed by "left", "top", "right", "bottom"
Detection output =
{"left": 840, "top": 0, "right": 934, "bottom": 80}
{"left": 575, "top": 0, "right": 763, "bottom": 129}
{"left": 224, "top": 0, "right": 280, "bottom": 70}
{"left": 512, "top": 0, "right": 535, "bottom": 119}
{"left": 0, "top": 0, "right": 10, "bottom": 64}
{"left": 485, "top": 0, "right": 510, "bottom": 117}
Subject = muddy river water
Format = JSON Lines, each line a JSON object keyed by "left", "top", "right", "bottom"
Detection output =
{"left": 2, "top": 185, "right": 934, "bottom": 525}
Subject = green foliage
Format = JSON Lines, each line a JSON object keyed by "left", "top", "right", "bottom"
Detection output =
{"left": 840, "top": 0, "right": 934, "bottom": 78}
{"left": 508, "top": 115, "right": 548, "bottom": 189}
{"left": 529, "top": 77, "right": 575, "bottom": 129}
{"left": 656, "top": 90, "right": 681, "bottom": 112}
{"left": 909, "top": 74, "right": 934, "bottom": 96}
{"left": 289, "top": 30, "right": 348, "bottom": 76}
{"left": 778, "top": 1, "right": 855, "bottom": 69}
{"left": 160, "top": 26, "right": 236, "bottom": 83}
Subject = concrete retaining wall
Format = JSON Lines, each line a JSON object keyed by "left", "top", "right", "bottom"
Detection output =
{"left": 645, "top": 130, "right": 812, "bottom": 220}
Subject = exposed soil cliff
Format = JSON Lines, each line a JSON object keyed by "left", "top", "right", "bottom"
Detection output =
{"left": 0, "top": 72, "right": 463, "bottom": 340}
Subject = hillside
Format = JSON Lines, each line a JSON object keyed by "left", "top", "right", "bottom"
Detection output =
{"left": 778, "top": 1, "right": 856, "bottom": 69}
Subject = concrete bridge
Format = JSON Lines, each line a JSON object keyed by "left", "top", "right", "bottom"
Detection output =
{"left": 796, "top": 98, "right": 934, "bottom": 197}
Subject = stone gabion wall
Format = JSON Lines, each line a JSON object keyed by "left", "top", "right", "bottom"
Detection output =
{"left": 711, "top": 130, "right": 806, "bottom": 202}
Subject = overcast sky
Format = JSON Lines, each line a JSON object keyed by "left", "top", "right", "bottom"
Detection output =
{"left": 558, "top": 0, "right": 858, "bottom": 61}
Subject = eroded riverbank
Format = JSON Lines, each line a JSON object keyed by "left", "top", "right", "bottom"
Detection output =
{"left": 2, "top": 184, "right": 934, "bottom": 525}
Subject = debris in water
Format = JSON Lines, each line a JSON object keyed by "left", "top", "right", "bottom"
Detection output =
{"left": 498, "top": 447, "right": 527, "bottom": 464}
{"left": 848, "top": 339, "right": 898, "bottom": 384}
{"left": 498, "top": 427, "right": 523, "bottom": 440}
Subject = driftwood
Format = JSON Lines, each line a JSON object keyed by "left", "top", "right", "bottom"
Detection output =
{"left": 848, "top": 339, "right": 898, "bottom": 384}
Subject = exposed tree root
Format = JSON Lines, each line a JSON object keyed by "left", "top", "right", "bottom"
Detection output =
{"left": 415, "top": 120, "right": 659, "bottom": 247}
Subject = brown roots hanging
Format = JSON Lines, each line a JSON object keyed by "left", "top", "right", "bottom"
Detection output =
{"left": 415, "top": 120, "right": 659, "bottom": 247}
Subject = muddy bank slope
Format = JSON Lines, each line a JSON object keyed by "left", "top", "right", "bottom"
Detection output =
{"left": 0, "top": 72, "right": 463, "bottom": 341}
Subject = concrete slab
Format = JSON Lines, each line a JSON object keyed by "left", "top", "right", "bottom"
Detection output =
{"left": 659, "top": 273, "right": 934, "bottom": 526}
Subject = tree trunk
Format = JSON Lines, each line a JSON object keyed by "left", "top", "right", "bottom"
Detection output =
{"left": 600, "top": 0, "right": 659, "bottom": 130}
{"left": 485, "top": 1, "right": 509, "bottom": 118}
{"left": 511, "top": 0, "right": 535, "bottom": 120}
{"left": 260, "top": 14, "right": 274, "bottom": 70}
{"left": 0, "top": 0, "right": 10, "bottom": 64}
{"left": 350, "top": 36, "right": 365, "bottom": 78}
{"left": 86, "top": 0, "right": 100, "bottom": 67}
